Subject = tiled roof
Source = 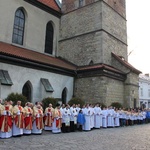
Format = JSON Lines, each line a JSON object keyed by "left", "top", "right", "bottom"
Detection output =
{"left": 0, "top": 42, "right": 76, "bottom": 71}
{"left": 112, "top": 52, "right": 142, "bottom": 74}
{"left": 0, "top": 42, "right": 134, "bottom": 77}
{"left": 77, "top": 64, "right": 125, "bottom": 74}
{"left": 37, "top": 0, "right": 61, "bottom": 12}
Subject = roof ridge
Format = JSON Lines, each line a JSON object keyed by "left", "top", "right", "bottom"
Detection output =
{"left": 0, "top": 41, "right": 76, "bottom": 70}
{"left": 37, "top": 0, "right": 61, "bottom": 12}
{"left": 111, "top": 52, "right": 141, "bottom": 74}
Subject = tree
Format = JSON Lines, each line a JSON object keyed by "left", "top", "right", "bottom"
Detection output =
{"left": 42, "top": 97, "right": 58, "bottom": 110}
{"left": 68, "top": 97, "right": 85, "bottom": 107}
{"left": 111, "top": 102, "right": 123, "bottom": 109}
{"left": 6, "top": 92, "right": 27, "bottom": 107}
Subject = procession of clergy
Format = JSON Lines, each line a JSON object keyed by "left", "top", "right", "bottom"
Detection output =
{"left": 0, "top": 99, "right": 147, "bottom": 139}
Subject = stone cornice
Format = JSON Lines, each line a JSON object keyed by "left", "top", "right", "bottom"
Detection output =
{"left": 59, "top": 29, "right": 127, "bottom": 46}
{"left": 0, "top": 54, "right": 75, "bottom": 77}
{"left": 77, "top": 66, "right": 126, "bottom": 81}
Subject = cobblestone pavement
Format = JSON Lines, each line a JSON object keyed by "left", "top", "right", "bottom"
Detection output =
{"left": 1, "top": 124, "right": 150, "bottom": 150}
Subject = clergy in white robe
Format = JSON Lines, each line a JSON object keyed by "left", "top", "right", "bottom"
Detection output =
{"left": 62, "top": 104, "right": 71, "bottom": 133}
{"left": 76, "top": 104, "right": 81, "bottom": 114}
{"left": 138, "top": 110, "right": 143, "bottom": 124}
{"left": 107, "top": 107, "right": 112, "bottom": 127}
{"left": 114, "top": 109, "right": 120, "bottom": 127}
{"left": 94, "top": 104, "right": 101, "bottom": 129}
{"left": 142, "top": 110, "right": 146, "bottom": 124}
{"left": 70, "top": 104, "right": 78, "bottom": 132}
{"left": 102, "top": 108, "right": 107, "bottom": 128}
{"left": 110, "top": 107, "right": 115, "bottom": 127}
{"left": 99, "top": 107, "right": 103, "bottom": 127}
{"left": 122, "top": 109, "right": 127, "bottom": 126}
{"left": 83, "top": 104, "right": 91, "bottom": 131}
{"left": 60, "top": 104, "right": 65, "bottom": 114}
{"left": 90, "top": 105, "right": 95, "bottom": 129}
{"left": 107, "top": 107, "right": 115, "bottom": 127}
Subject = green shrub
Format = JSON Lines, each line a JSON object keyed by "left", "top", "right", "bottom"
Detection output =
{"left": 98, "top": 102, "right": 107, "bottom": 109}
{"left": 42, "top": 97, "right": 58, "bottom": 110}
{"left": 6, "top": 92, "right": 27, "bottom": 107}
{"left": 111, "top": 102, "right": 123, "bottom": 109}
{"left": 68, "top": 97, "right": 85, "bottom": 107}
{"left": 93, "top": 102, "right": 107, "bottom": 109}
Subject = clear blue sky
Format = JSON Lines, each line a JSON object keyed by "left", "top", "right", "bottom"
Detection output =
{"left": 59, "top": 0, "right": 149, "bottom": 74}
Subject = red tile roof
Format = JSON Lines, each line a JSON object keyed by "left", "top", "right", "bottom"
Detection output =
{"left": 111, "top": 52, "right": 142, "bottom": 74}
{"left": 77, "top": 64, "right": 125, "bottom": 74}
{"left": 37, "top": 0, "right": 61, "bottom": 12}
{"left": 0, "top": 42, "right": 138, "bottom": 76}
{"left": 0, "top": 42, "right": 76, "bottom": 70}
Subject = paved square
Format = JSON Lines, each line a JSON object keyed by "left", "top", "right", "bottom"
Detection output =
{"left": 0, "top": 124, "right": 150, "bottom": 150}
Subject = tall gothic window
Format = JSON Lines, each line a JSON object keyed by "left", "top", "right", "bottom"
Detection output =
{"left": 45, "top": 22, "right": 54, "bottom": 55}
{"left": 12, "top": 9, "right": 25, "bottom": 45}
{"left": 79, "top": 0, "right": 83, "bottom": 7}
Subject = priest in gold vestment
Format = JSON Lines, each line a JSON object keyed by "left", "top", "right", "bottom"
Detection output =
{"left": 12, "top": 101, "right": 24, "bottom": 136}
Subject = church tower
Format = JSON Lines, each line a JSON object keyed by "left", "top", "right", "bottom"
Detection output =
{"left": 59, "top": 0, "right": 127, "bottom": 66}
{"left": 59, "top": 0, "right": 141, "bottom": 107}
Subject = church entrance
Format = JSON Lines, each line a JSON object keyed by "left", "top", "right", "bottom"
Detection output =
{"left": 22, "top": 81, "right": 32, "bottom": 102}
{"left": 61, "top": 87, "right": 67, "bottom": 104}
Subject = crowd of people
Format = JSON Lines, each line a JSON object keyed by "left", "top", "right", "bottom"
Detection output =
{"left": 0, "top": 99, "right": 150, "bottom": 139}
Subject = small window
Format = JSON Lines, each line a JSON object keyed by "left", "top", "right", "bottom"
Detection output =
{"left": 0, "top": 70, "right": 13, "bottom": 85}
{"left": 45, "top": 22, "right": 54, "bottom": 55}
{"left": 148, "top": 89, "right": 150, "bottom": 97}
{"left": 79, "top": 0, "right": 83, "bottom": 7}
{"left": 140, "top": 88, "right": 143, "bottom": 97}
{"left": 89, "top": 60, "right": 94, "bottom": 65}
{"left": 12, "top": 9, "right": 25, "bottom": 45}
{"left": 41, "top": 78, "right": 54, "bottom": 92}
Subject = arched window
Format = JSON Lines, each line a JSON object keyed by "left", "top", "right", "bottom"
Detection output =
{"left": 89, "top": 60, "right": 94, "bottom": 65}
{"left": 79, "top": 0, "right": 84, "bottom": 7}
{"left": 45, "top": 22, "right": 54, "bottom": 55}
{"left": 61, "top": 87, "right": 67, "bottom": 104}
{"left": 22, "top": 81, "right": 32, "bottom": 102}
{"left": 12, "top": 8, "right": 25, "bottom": 45}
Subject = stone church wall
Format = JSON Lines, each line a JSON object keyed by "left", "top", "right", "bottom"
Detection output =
{"left": 59, "top": 0, "right": 127, "bottom": 66}
{"left": 60, "top": 2, "right": 102, "bottom": 39}
{"left": 59, "top": 31, "right": 103, "bottom": 66}
{"left": 75, "top": 76, "right": 124, "bottom": 106}
{"left": 102, "top": 32, "right": 127, "bottom": 65}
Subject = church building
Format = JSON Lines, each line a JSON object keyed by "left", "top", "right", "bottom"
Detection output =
{"left": 0, "top": 0, "right": 141, "bottom": 107}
